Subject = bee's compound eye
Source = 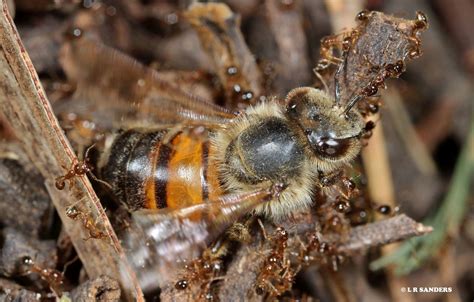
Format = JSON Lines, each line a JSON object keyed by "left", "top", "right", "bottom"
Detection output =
{"left": 316, "top": 138, "right": 345, "bottom": 156}
{"left": 308, "top": 134, "right": 351, "bottom": 159}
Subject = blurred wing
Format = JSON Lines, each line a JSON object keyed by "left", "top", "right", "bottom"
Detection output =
{"left": 121, "top": 188, "right": 274, "bottom": 292}
{"left": 58, "top": 36, "right": 236, "bottom": 131}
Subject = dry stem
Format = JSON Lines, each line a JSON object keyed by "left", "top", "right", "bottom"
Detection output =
{"left": 161, "top": 214, "right": 432, "bottom": 301}
{"left": 324, "top": 1, "right": 417, "bottom": 301}
{"left": 0, "top": 1, "right": 143, "bottom": 300}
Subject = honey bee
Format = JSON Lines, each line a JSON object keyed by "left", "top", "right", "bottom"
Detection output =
{"left": 83, "top": 42, "right": 368, "bottom": 291}
{"left": 98, "top": 85, "right": 365, "bottom": 216}
{"left": 55, "top": 10, "right": 418, "bottom": 291}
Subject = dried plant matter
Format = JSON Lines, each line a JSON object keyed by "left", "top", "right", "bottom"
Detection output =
{"left": 0, "top": 149, "right": 53, "bottom": 237}
{"left": 185, "top": 3, "right": 263, "bottom": 108}
{"left": 332, "top": 11, "right": 426, "bottom": 105}
{"left": 0, "top": 1, "right": 143, "bottom": 300}
{"left": 162, "top": 215, "right": 431, "bottom": 301}
{"left": 69, "top": 275, "right": 121, "bottom": 302}
{"left": 338, "top": 214, "right": 432, "bottom": 251}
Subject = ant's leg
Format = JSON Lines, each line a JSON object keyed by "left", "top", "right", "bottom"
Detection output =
{"left": 318, "top": 34, "right": 345, "bottom": 68}
{"left": 87, "top": 172, "right": 113, "bottom": 189}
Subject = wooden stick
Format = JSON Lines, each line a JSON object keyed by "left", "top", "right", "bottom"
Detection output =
{"left": 324, "top": 1, "right": 416, "bottom": 301}
{"left": 0, "top": 1, "right": 143, "bottom": 300}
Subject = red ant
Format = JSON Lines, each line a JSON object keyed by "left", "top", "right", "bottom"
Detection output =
{"left": 21, "top": 256, "right": 64, "bottom": 297}
{"left": 55, "top": 144, "right": 111, "bottom": 190}
{"left": 297, "top": 231, "right": 345, "bottom": 272}
{"left": 255, "top": 226, "right": 296, "bottom": 297}
{"left": 174, "top": 247, "right": 224, "bottom": 300}
{"left": 373, "top": 203, "right": 399, "bottom": 216}
{"left": 66, "top": 205, "right": 108, "bottom": 241}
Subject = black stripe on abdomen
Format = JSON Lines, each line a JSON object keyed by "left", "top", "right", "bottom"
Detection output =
{"left": 101, "top": 130, "right": 142, "bottom": 210}
{"left": 154, "top": 142, "right": 172, "bottom": 209}
{"left": 201, "top": 140, "right": 209, "bottom": 201}
{"left": 124, "top": 131, "right": 165, "bottom": 210}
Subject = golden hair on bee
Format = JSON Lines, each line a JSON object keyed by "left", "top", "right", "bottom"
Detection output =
{"left": 211, "top": 87, "right": 364, "bottom": 220}
{"left": 211, "top": 100, "right": 317, "bottom": 220}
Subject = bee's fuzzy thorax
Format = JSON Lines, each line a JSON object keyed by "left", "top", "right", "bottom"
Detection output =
{"left": 211, "top": 101, "right": 318, "bottom": 220}
{"left": 211, "top": 87, "right": 365, "bottom": 220}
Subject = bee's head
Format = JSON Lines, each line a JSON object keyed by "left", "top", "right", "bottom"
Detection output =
{"left": 285, "top": 87, "right": 364, "bottom": 172}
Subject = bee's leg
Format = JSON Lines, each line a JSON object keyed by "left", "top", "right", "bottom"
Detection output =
{"left": 318, "top": 169, "right": 344, "bottom": 188}
{"left": 205, "top": 238, "right": 229, "bottom": 260}
{"left": 226, "top": 217, "right": 256, "bottom": 244}
{"left": 203, "top": 217, "right": 257, "bottom": 263}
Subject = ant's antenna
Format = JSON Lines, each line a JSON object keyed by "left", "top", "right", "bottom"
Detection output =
{"left": 83, "top": 143, "right": 95, "bottom": 160}
{"left": 313, "top": 69, "right": 329, "bottom": 94}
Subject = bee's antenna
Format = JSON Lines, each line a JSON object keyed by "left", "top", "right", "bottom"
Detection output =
{"left": 334, "top": 55, "right": 346, "bottom": 106}
{"left": 334, "top": 58, "right": 346, "bottom": 106}
{"left": 342, "top": 94, "right": 363, "bottom": 116}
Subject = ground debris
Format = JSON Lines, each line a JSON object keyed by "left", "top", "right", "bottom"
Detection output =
{"left": 70, "top": 275, "right": 121, "bottom": 302}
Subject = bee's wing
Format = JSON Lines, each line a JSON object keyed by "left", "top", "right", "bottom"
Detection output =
{"left": 58, "top": 36, "right": 236, "bottom": 131}
{"left": 121, "top": 188, "right": 274, "bottom": 292}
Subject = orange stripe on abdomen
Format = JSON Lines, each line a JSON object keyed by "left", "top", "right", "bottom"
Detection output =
{"left": 165, "top": 133, "right": 205, "bottom": 210}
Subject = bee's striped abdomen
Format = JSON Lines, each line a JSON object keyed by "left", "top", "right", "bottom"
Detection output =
{"left": 101, "top": 129, "right": 222, "bottom": 211}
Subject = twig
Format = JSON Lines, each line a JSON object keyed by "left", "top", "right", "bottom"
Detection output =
{"left": 324, "top": 1, "right": 419, "bottom": 301}
{"left": 371, "top": 113, "right": 474, "bottom": 275}
{"left": 361, "top": 117, "right": 396, "bottom": 205}
{"left": 438, "top": 244, "right": 462, "bottom": 302}
{"left": 0, "top": 2, "right": 143, "bottom": 300}
{"left": 161, "top": 214, "right": 431, "bottom": 301}
{"left": 338, "top": 214, "right": 432, "bottom": 252}
{"left": 185, "top": 2, "right": 263, "bottom": 107}
{"left": 264, "top": 0, "right": 311, "bottom": 95}
{"left": 362, "top": 113, "right": 414, "bottom": 302}
{"left": 384, "top": 88, "right": 437, "bottom": 176}
{"left": 217, "top": 214, "right": 431, "bottom": 301}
